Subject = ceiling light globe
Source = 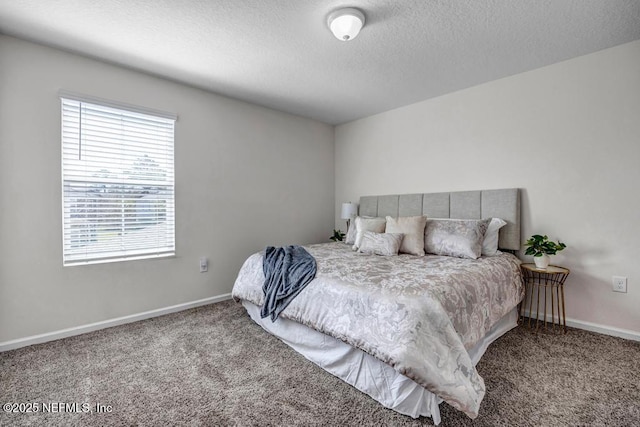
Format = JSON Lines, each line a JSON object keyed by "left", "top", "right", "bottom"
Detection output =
{"left": 328, "top": 8, "right": 365, "bottom": 41}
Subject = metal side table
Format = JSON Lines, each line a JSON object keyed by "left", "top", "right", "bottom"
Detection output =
{"left": 520, "top": 263, "right": 570, "bottom": 333}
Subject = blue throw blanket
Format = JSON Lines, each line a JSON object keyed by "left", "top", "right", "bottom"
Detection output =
{"left": 261, "top": 245, "right": 317, "bottom": 322}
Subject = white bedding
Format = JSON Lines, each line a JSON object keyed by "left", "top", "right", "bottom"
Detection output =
{"left": 232, "top": 242, "right": 523, "bottom": 421}
{"left": 242, "top": 300, "right": 518, "bottom": 425}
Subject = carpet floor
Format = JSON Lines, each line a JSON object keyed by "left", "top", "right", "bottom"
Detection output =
{"left": 1, "top": 300, "right": 639, "bottom": 426}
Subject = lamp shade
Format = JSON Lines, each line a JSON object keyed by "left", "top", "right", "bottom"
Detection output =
{"left": 328, "top": 8, "right": 365, "bottom": 41}
{"left": 341, "top": 202, "right": 358, "bottom": 220}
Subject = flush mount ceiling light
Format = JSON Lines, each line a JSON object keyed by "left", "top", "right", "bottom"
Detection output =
{"left": 327, "top": 8, "right": 365, "bottom": 41}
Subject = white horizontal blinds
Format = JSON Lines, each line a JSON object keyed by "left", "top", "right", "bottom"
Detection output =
{"left": 61, "top": 97, "right": 175, "bottom": 265}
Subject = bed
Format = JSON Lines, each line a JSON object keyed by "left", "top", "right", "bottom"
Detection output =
{"left": 232, "top": 188, "right": 523, "bottom": 424}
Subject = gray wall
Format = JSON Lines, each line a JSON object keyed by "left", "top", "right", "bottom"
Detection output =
{"left": 335, "top": 40, "right": 640, "bottom": 334}
{"left": 0, "top": 36, "right": 335, "bottom": 342}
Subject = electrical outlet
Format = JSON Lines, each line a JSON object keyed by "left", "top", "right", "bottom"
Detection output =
{"left": 200, "top": 257, "right": 208, "bottom": 273}
{"left": 612, "top": 276, "right": 627, "bottom": 293}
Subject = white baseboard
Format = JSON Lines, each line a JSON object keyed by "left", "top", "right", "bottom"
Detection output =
{"left": 521, "top": 310, "right": 640, "bottom": 342}
{"left": 0, "top": 294, "right": 232, "bottom": 352}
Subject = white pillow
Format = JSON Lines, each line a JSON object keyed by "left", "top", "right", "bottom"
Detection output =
{"left": 424, "top": 218, "right": 490, "bottom": 259}
{"left": 358, "top": 231, "right": 404, "bottom": 256}
{"left": 352, "top": 216, "right": 387, "bottom": 250}
{"left": 345, "top": 221, "right": 358, "bottom": 244}
{"left": 385, "top": 216, "right": 428, "bottom": 256}
{"left": 482, "top": 218, "right": 507, "bottom": 256}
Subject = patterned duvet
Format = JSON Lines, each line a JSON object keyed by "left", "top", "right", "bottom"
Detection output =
{"left": 232, "top": 242, "right": 523, "bottom": 418}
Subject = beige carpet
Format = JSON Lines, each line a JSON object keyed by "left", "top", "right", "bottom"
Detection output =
{"left": 1, "top": 300, "right": 639, "bottom": 426}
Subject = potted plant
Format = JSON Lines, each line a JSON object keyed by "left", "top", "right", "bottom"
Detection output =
{"left": 330, "top": 229, "right": 345, "bottom": 242}
{"left": 524, "top": 234, "right": 566, "bottom": 269}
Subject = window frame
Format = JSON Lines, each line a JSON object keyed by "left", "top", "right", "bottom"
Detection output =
{"left": 60, "top": 91, "right": 177, "bottom": 266}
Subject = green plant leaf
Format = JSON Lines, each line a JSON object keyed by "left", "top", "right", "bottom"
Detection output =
{"left": 523, "top": 234, "right": 567, "bottom": 256}
{"left": 330, "top": 229, "right": 345, "bottom": 242}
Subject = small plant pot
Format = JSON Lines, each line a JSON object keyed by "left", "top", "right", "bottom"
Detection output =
{"left": 534, "top": 254, "right": 550, "bottom": 269}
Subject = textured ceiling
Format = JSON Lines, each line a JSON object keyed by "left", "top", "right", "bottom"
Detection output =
{"left": 1, "top": 0, "right": 639, "bottom": 124}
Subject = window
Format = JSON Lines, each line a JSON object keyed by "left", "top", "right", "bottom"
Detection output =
{"left": 61, "top": 93, "right": 176, "bottom": 265}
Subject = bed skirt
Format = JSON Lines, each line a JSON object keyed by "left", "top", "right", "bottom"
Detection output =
{"left": 242, "top": 301, "right": 518, "bottom": 425}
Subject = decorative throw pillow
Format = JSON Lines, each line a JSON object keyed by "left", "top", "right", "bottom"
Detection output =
{"left": 482, "top": 218, "right": 507, "bottom": 256}
{"left": 358, "top": 231, "right": 404, "bottom": 256}
{"left": 385, "top": 216, "right": 428, "bottom": 256}
{"left": 424, "top": 218, "right": 491, "bottom": 259}
{"left": 352, "top": 216, "right": 387, "bottom": 250}
{"left": 344, "top": 216, "right": 365, "bottom": 245}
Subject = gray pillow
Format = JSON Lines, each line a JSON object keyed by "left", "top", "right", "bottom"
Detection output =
{"left": 424, "top": 219, "right": 491, "bottom": 259}
{"left": 358, "top": 231, "right": 404, "bottom": 256}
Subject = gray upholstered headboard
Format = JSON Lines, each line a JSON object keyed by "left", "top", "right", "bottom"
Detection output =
{"left": 359, "top": 188, "right": 521, "bottom": 251}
